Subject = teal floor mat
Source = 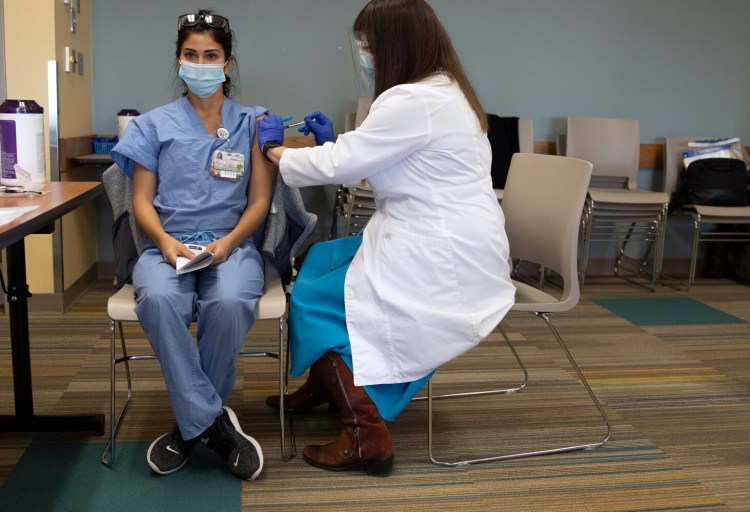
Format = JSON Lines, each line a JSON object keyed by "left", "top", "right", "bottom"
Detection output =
{"left": 0, "top": 442, "right": 240, "bottom": 512}
{"left": 592, "top": 297, "right": 745, "bottom": 326}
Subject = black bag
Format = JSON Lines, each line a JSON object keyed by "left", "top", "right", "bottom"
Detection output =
{"left": 111, "top": 211, "right": 139, "bottom": 289}
{"left": 486, "top": 114, "right": 519, "bottom": 189}
{"left": 671, "top": 158, "right": 748, "bottom": 211}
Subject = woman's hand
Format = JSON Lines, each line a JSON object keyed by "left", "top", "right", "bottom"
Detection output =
{"left": 258, "top": 114, "right": 284, "bottom": 155}
{"left": 299, "top": 111, "right": 335, "bottom": 145}
{"left": 205, "top": 238, "right": 235, "bottom": 266}
{"left": 158, "top": 237, "right": 197, "bottom": 267}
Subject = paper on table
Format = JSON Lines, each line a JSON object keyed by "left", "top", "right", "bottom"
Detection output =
{"left": 0, "top": 206, "right": 40, "bottom": 227}
{"left": 176, "top": 244, "right": 215, "bottom": 275}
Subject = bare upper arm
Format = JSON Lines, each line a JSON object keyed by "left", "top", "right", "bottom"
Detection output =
{"left": 132, "top": 162, "right": 157, "bottom": 209}
{"left": 248, "top": 117, "right": 275, "bottom": 206}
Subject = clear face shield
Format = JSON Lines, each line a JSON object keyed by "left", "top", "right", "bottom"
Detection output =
{"left": 349, "top": 29, "right": 374, "bottom": 99}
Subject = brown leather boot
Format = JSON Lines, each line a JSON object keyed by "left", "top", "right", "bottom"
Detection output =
{"left": 302, "top": 352, "right": 394, "bottom": 477}
{"left": 265, "top": 371, "right": 338, "bottom": 413}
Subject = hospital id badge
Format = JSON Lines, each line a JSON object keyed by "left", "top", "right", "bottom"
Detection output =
{"left": 210, "top": 150, "right": 245, "bottom": 181}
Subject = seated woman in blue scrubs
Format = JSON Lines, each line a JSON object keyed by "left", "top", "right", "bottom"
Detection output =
{"left": 110, "top": 9, "right": 273, "bottom": 481}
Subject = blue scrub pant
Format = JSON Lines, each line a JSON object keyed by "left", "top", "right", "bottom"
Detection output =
{"left": 133, "top": 241, "right": 263, "bottom": 440}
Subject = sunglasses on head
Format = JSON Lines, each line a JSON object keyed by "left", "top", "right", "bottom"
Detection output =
{"left": 177, "top": 13, "right": 230, "bottom": 33}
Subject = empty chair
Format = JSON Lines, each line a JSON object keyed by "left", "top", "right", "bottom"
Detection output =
{"left": 663, "top": 137, "right": 750, "bottom": 288}
{"left": 564, "top": 117, "right": 670, "bottom": 289}
{"left": 330, "top": 180, "right": 376, "bottom": 239}
{"left": 420, "top": 152, "right": 611, "bottom": 467}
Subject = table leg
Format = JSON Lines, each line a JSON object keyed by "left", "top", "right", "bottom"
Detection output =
{"left": 0, "top": 239, "right": 104, "bottom": 434}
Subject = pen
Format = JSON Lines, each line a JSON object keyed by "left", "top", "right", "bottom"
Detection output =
{"left": 3, "top": 189, "right": 43, "bottom": 195}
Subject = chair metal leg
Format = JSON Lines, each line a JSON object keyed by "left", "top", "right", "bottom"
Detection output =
{"left": 427, "top": 313, "right": 611, "bottom": 467}
{"left": 329, "top": 185, "right": 343, "bottom": 240}
{"left": 613, "top": 222, "right": 636, "bottom": 278}
{"left": 579, "top": 210, "right": 593, "bottom": 286}
{"left": 688, "top": 216, "right": 701, "bottom": 289}
{"left": 102, "top": 313, "right": 296, "bottom": 466}
{"left": 615, "top": 221, "right": 659, "bottom": 292}
{"left": 653, "top": 209, "right": 668, "bottom": 284}
{"left": 101, "top": 319, "right": 118, "bottom": 466}
{"left": 278, "top": 315, "right": 296, "bottom": 461}
{"left": 413, "top": 324, "right": 527, "bottom": 403}
{"left": 233, "top": 315, "right": 297, "bottom": 461}
{"left": 102, "top": 320, "right": 148, "bottom": 466}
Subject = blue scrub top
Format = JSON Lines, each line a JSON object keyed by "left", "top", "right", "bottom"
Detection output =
{"left": 111, "top": 96, "right": 267, "bottom": 239}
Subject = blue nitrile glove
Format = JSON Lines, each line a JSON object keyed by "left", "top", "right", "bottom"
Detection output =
{"left": 298, "top": 111, "right": 335, "bottom": 146}
{"left": 258, "top": 114, "right": 285, "bottom": 150}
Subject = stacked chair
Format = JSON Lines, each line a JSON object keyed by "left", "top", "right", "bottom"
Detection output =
{"left": 330, "top": 181, "right": 376, "bottom": 239}
{"left": 562, "top": 117, "right": 670, "bottom": 289}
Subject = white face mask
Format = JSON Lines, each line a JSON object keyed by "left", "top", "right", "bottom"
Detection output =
{"left": 178, "top": 60, "right": 228, "bottom": 98}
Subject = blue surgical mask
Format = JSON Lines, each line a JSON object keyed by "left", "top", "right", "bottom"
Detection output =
{"left": 178, "top": 60, "right": 227, "bottom": 98}
{"left": 358, "top": 49, "right": 375, "bottom": 79}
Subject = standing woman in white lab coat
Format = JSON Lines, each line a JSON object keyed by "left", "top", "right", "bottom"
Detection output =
{"left": 259, "top": 0, "right": 515, "bottom": 477}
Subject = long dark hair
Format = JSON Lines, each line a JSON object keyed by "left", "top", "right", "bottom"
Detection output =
{"left": 174, "top": 9, "right": 237, "bottom": 97}
{"left": 353, "top": 0, "right": 487, "bottom": 132}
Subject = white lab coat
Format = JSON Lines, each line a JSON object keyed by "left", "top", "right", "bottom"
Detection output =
{"left": 279, "top": 73, "right": 515, "bottom": 386}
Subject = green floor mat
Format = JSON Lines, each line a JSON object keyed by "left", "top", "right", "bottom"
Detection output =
{"left": 592, "top": 297, "right": 745, "bottom": 326}
{"left": 0, "top": 442, "right": 240, "bottom": 512}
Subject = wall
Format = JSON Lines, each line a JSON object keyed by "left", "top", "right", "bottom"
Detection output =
{"left": 0, "top": 0, "right": 5, "bottom": 102}
{"left": 91, "top": 0, "right": 750, "bottom": 263}
{"left": 92, "top": 0, "right": 750, "bottom": 142}
{"left": 3, "top": 0, "right": 97, "bottom": 303}
{"left": 55, "top": 0, "right": 98, "bottom": 290}
{"left": 3, "top": 0, "right": 56, "bottom": 293}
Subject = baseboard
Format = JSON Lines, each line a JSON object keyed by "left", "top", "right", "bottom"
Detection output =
{"left": 25, "top": 264, "right": 99, "bottom": 315}
{"left": 97, "top": 261, "right": 115, "bottom": 283}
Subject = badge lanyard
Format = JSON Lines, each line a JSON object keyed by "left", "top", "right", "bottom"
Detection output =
{"left": 210, "top": 126, "right": 246, "bottom": 181}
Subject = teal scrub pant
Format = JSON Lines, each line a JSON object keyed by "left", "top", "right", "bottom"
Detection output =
{"left": 288, "top": 236, "right": 431, "bottom": 422}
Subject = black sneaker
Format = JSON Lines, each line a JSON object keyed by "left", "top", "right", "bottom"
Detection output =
{"left": 202, "top": 406, "right": 264, "bottom": 481}
{"left": 147, "top": 425, "right": 199, "bottom": 475}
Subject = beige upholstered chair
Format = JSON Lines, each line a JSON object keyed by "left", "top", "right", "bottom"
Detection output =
{"left": 100, "top": 164, "right": 295, "bottom": 466}
{"left": 420, "top": 153, "right": 611, "bottom": 467}
{"left": 564, "top": 117, "right": 670, "bottom": 289}
{"left": 663, "top": 137, "right": 750, "bottom": 288}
